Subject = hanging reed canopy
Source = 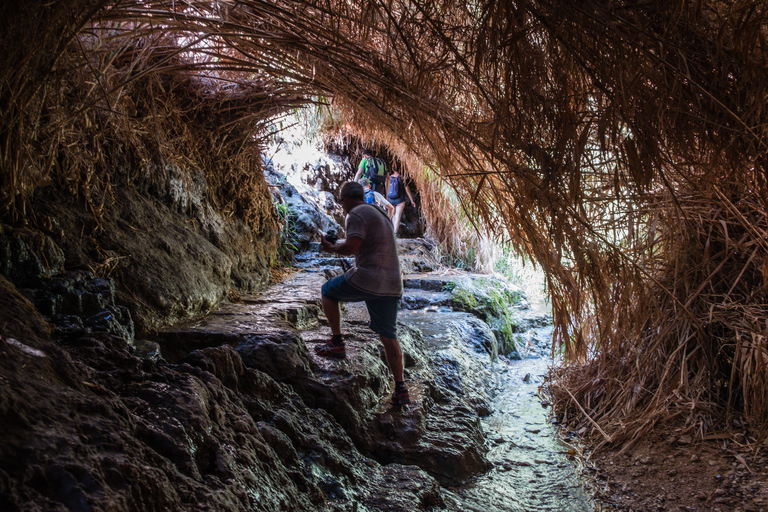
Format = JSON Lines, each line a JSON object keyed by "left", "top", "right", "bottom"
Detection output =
{"left": 2, "top": 0, "right": 767, "bottom": 446}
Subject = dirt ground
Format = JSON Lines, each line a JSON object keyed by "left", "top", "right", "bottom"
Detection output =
{"left": 583, "top": 425, "right": 768, "bottom": 512}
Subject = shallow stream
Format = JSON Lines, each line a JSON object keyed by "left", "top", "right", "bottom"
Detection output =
{"left": 400, "top": 307, "right": 594, "bottom": 511}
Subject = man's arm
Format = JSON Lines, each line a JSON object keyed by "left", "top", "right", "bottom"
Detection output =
{"left": 353, "top": 158, "right": 366, "bottom": 182}
{"left": 321, "top": 235, "right": 363, "bottom": 256}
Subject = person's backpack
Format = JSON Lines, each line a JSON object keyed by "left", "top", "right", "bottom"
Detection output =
{"left": 365, "top": 157, "right": 387, "bottom": 185}
{"left": 388, "top": 175, "right": 404, "bottom": 200}
{"left": 364, "top": 188, "right": 376, "bottom": 204}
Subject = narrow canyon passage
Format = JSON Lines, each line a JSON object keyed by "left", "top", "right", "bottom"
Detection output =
{"left": 151, "top": 237, "right": 597, "bottom": 510}
{"left": 402, "top": 309, "right": 593, "bottom": 511}
{"left": 4, "top": 2, "right": 767, "bottom": 510}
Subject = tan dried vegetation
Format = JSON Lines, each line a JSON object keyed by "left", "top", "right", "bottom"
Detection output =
{"left": 2, "top": 0, "right": 767, "bottom": 448}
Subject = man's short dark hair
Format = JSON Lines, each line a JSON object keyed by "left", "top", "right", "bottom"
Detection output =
{"left": 340, "top": 181, "right": 365, "bottom": 201}
{"left": 362, "top": 149, "right": 373, "bottom": 157}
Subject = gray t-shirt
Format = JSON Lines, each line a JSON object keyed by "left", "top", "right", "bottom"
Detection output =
{"left": 344, "top": 204, "right": 402, "bottom": 297}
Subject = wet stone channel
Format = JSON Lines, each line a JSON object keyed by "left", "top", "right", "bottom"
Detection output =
{"left": 451, "top": 348, "right": 593, "bottom": 510}
{"left": 398, "top": 307, "right": 594, "bottom": 511}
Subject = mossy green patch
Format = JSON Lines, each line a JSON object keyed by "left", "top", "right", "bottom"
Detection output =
{"left": 450, "top": 286, "right": 478, "bottom": 309}
{"left": 448, "top": 276, "right": 525, "bottom": 358}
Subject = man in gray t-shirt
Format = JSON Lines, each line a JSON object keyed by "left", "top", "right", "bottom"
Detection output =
{"left": 316, "top": 181, "right": 411, "bottom": 406}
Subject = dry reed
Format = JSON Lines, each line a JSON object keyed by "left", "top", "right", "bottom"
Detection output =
{"left": 3, "top": 0, "right": 768, "bottom": 445}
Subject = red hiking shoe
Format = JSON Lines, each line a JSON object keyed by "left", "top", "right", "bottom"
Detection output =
{"left": 392, "top": 387, "right": 411, "bottom": 406}
{"left": 314, "top": 340, "right": 346, "bottom": 359}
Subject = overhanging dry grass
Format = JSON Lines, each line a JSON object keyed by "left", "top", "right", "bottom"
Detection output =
{"left": 1, "top": 1, "right": 296, "bottom": 254}
{"left": 3, "top": 0, "right": 768, "bottom": 446}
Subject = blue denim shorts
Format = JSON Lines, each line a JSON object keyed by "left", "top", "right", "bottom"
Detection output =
{"left": 321, "top": 274, "right": 400, "bottom": 339}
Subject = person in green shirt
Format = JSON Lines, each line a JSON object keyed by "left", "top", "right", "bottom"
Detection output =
{"left": 354, "top": 149, "right": 388, "bottom": 196}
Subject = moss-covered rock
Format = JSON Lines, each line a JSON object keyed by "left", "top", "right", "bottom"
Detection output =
{"left": 448, "top": 276, "right": 527, "bottom": 358}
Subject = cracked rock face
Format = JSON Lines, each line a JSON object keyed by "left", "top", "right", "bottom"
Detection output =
{"left": 0, "top": 287, "right": 445, "bottom": 511}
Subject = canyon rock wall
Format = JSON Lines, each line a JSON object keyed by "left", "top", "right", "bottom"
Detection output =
{"left": 1, "top": 159, "right": 278, "bottom": 337}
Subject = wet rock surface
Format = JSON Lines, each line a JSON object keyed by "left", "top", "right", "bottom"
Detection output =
{"left": 20, "top": 269, "right": 135, "bottom": 343}
{"left": 0, "top": 226, "right": 65, "bottom": 287}
{"left": 0, "top": 275, "right": 444, "bottom": 512}
{"left": 263, "top": 160, "right": 344, "bottom": 252}
{"left": 396, "top": 258, "right": 594, "bottom": 511}
{"left": 446, "top": 350, "right": 593, "bottom": 511}
{"left": 151, "top": 265, "right": 490, "bottom": 488}
{"left": 0, "top": 237, "right": 598, "bottom": 511}
{"left": 15, "top": 166, "right": 278, "bottom": 334}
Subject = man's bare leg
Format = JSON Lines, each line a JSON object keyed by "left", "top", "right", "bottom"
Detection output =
{"left": 379, "top": 335, "right": 404, "bottom": 382}
{"left": 381, "top": 335, "right": 410, "bottom": 404}
{"left": 315, "top": 295, "right": 346, "bottom": 358}
{"left": 322, "top": 294, "right": 342, "bottom": 335}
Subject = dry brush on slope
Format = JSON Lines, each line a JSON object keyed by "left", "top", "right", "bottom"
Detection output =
{"left": 4, "top": 0, "right": 768, "bottom": 446}
{"left": 0, "top": 0, "right": 291, "bottom": 245}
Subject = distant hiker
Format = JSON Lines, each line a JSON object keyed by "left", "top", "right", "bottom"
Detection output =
{"left": 387, "top": 164, "right": 416, "bottom": 235}
{"left": 360, "top": 178, "right": 395, "bottom": 220}
{"left": 317, "top": 181, "right": 411, "bottom": 406}
{"left": 354, "top": 149, "right": 388, "bottom": 196}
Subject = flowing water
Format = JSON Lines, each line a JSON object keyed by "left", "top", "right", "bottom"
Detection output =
{"left": 450, "top": 351, "right": 593, "bottom": 511}
{"left": 399, "top": 308, "right": 595, "bottom": 512}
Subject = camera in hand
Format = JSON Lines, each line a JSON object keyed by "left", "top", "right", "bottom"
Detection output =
{"left": 324, "top": 230, "right": 339, "bottom": 245}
